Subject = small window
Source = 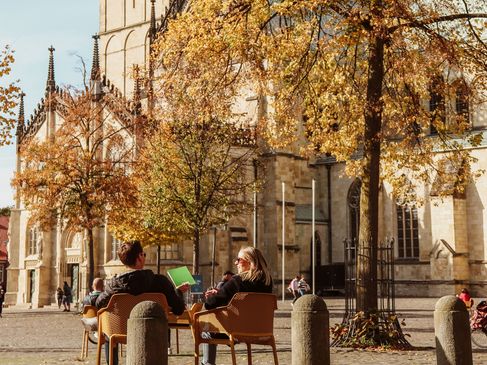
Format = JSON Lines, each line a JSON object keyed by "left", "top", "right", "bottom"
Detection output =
{"left": 160, "top": 243, "right": 182, "bottom": 261}
{"left": 396, "top": 205, "right": 419, "bottom": 259}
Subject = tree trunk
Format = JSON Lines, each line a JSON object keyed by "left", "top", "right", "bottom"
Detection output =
{"left": 86, "top": 227, "right": 95, "bottom": 294}
{"left": 356, "top": 32, "right": 385, "bottom": 313}
{"left": 193, "top": 227, "right": 200, "bottom": 275}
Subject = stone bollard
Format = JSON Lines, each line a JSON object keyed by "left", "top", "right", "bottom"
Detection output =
{"left": 291, "top": 294, "right": 330, "bottom": 365}
{"left": 126, "top": 300, "right": 168, "bottom": 365}
{"left": 434, "top": 295, "right": 472, "bottom": 365}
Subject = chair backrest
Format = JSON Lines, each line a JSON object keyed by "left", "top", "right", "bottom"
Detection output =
{"left": 82, "top": 305, "right": 97, "bottom": 318}
{"left": 223, "top": 292, "right": 277, "bottom": 336}
{"left": 98, "top": 293, "right": 170, "bottom": 337}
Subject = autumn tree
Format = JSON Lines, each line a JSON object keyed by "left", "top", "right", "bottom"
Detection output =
{"left": 112, "top": 30, "right": 261, "bottom": 275}
{"left": 0, "top": 45, "right": 19, "bottom": 145}
{"left": 13, "top": 88, "right": 136, "bottom": 288}
{"left": 135, "top": 119, "right": 258, "bottom": 275}
{"left": 157, "top": 0, "right": 487, "bottom": 314}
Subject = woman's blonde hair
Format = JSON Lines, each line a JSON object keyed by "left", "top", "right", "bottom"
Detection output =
{"left": 238, "top": 246, "right": 272, "bottom": 286}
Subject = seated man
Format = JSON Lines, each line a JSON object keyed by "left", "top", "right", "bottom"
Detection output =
{"left": 82, "top": 277, "right": 104, "bottom": 308}
{"left": 96, "top": 240, "right": 189, "bottom": 365}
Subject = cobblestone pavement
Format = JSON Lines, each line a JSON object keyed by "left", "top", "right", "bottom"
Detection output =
{"left": 1, "top": 297, "right": 487, "bottom": 364}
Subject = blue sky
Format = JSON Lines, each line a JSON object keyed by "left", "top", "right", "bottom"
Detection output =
{"left": 0, "top": 1, "right": 99, "bottom": 207}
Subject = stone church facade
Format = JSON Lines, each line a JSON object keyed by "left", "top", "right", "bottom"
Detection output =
{"left": 6, "top": 0, "right": 487, "bottom": 308}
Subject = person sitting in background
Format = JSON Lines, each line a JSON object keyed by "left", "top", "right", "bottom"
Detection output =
{"left": 82, "top": 277, "right": 104, "bottom": 308}
{"left": 201, "top": 246, "right": 273, "bottom": 365}
{"left": 216, "top": 271, "right": 234, "bottom": 291}
{"left": 458, "top": 288, "right": 474, "bottom": 309}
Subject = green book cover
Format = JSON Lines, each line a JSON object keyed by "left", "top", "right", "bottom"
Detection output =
{"left": 166, "top": 266, "right": 197, "bottom": 287}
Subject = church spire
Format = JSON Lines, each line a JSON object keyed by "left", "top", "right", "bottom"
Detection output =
{"left": 46, "top": 46, "right": 56, "bottom": 93}
{"left": 16, "top": 92, "right": 26, "bottom": 140}
{"left": 149, "top": 0, "right": 157, "bottom": 44}
{"left": 90, "top": 35, "right": 103, "bottom": 100}
{"left": 90, "top": 34, "right": 101, "bottom": 81}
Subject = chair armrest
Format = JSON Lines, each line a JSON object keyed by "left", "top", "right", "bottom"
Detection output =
{"left": 193, "top": 307, "right": 230, "bottom": 336}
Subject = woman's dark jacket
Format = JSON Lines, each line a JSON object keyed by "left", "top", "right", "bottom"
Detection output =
{"left": 204, "top": 274, "right": 273, "bottom": 310}
{"left": 95, "top": 269, "right": 185, "bottom": 315}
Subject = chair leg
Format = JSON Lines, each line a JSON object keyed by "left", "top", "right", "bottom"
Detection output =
{"left": 81, "top": 331, "right": 86, "bottom": 359}
{"left": 96, "top": 335, "right": 103, "bottom": 365}
{"left": 271, "top": 338, "right": 279, "bottom": 365}
{"left": 247, "top": 343, "right": 252, "bottom": 365}
{"left": 176, "top": 329, "right": 180, "bottom": 354}
{"left": 109, "top": 341, "right": 115, "bottom": 365}
{"left": 194, "top": 342, "right": 199, "bottom": 365}
{"left": 230, "top": 338, "right": 237, "bottom": 365}
{"left": 84, "top": 331, "right": 89, "bottom": 358}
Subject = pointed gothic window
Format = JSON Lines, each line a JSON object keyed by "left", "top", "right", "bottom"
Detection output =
{"left": 347, "top": 179, "right": 361, "bottom": 244}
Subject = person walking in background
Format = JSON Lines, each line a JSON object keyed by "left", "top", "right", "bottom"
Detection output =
{"left": 62, "top": 281, "right": 72, "bottom": 312}
{"left": 56, "top": 287, "right": 63, "bottom": 309}
{"left": 298, "top": 275, "right": 310, "bottom": 297}
{"left": 288, "top": 275, "right": 300, "bottom": 305}
{"left": 82, "top": 277, "right": 104, "bottom": 308}
{"left": 201, "top": 246, "right": 273, "bottom": 365}
{"left": 216, "top": 271, "right": 234, "bottom": 291}
{"left": 0, "top": 283, "right": 5, "bottom": 317}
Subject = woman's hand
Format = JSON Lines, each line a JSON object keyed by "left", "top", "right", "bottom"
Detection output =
{"left": 204, "top": 288, "right": 218, "bottom": 299}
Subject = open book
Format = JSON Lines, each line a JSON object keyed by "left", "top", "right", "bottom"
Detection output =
{"left": 166, "top": 266, "right": 197, "bottom": 287}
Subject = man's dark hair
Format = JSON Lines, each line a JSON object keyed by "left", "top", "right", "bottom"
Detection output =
{"left": 223, "top": 271, "right": 234, "bottom": 276}
{"left": 118, "top": 240, "right": 143, "bottom": 266}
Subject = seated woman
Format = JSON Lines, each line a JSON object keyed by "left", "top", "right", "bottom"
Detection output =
{"left": 201, "top": 246, "right": 273, "bottom": 365}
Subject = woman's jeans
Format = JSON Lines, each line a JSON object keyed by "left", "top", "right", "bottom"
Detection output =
{"left": 201, "top": 332, "right": 230, "bottom": 365}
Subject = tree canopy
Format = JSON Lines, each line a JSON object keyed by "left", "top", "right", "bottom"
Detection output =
{"left": 158, "top": 0, "right": 487, "bottom": 311}
{"left": 13, "top": 88, "right": 135, "bottom": 287}
{"left": 0, "top": 45, "right": 19, "bottom": 145}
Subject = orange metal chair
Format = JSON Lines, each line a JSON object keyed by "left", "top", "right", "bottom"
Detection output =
{"left": 191, "top": 292, "right": 279, "bottom": 365}
{"left": 95, "top": 293, "right": 170, "bottom": 365}
{"left": 80, "top": 305, "right": 98, "bottom": 359}
{"left": 167, "top": 302, "right": 204, "bottom": 354}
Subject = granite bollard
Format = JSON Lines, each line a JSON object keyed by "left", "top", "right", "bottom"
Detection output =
{"left": 434, "top": 295, "right": 472, "bottom": 365}
{"left": 126, "top": 300, "right": 168, "bottom": 365}
{"left": 291, "top": 294, "right": 330, "bottom": 365}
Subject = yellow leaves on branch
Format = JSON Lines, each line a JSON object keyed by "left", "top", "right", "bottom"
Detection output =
{"left": 12, "top": 87, "right": 134, "bottom": 232}
{"left": 0, "top": 45, "right": 20, "bottom": 145}
{"left": 157, "top": 0, "right": 487, "bottom": 203}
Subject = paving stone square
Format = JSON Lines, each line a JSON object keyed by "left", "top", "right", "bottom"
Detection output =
{"left": 1, "top": 297, "right": 486, "bottom": 364}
